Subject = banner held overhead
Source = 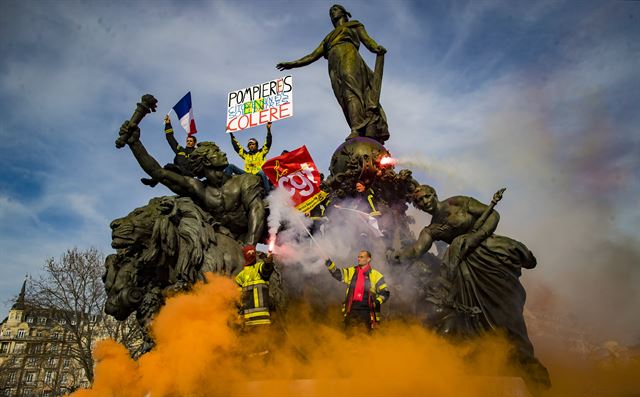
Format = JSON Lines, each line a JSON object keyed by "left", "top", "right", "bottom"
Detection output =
{"left": 261, "top": 145, "right": 326, "bottom": 213}
{"left": 226, "top": 76, "right": 293, "bottom": 132}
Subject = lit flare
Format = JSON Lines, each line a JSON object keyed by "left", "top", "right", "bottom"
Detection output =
{"left": 379, "top": 155, "right": 397, "bottom": 166}
{"left": 268, "top": 236, "right": 276, "bottom": 253}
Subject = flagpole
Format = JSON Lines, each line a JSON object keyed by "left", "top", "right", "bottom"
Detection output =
{"left": 293, "top": 213, "right": 329, "bottom": 259}
{"left": 333, "top": 204, "right": 369, "bottom": 216}
{"left": 332, "top": 205, "right": 383, "bottom": 237}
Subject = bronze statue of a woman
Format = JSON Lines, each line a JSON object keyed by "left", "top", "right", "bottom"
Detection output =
{"left": 398, "top": 185, "right": 551, "bottom": 390}
{"left": 277, "top": 4, "right": 390, "bottom": 144}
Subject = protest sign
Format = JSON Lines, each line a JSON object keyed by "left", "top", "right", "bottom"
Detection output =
{"left": 261, "top": 146, "right": 327, "bottom": 212}
{"left": 226, "top": 76, "right": 293, "bottom": 132}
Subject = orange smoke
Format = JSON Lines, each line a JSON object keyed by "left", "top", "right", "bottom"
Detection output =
{"left": 74, "top": 274, "right": 243, "bottom": 397}
{"left": 538, "top": 350, "right": 640, "bottom": 397}
{"left": 72, "top": 273, "right": 639, "bottom": 397}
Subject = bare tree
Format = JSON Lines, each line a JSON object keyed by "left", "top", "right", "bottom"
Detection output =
{"left": 28, "top": 247, "right": 143, "bottom": 384}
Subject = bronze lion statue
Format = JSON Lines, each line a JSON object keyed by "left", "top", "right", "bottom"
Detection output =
{"left": 103, "top": 196, "right": 245, "bottom": 348}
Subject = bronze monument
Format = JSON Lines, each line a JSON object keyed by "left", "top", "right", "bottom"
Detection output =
{"left": 116, "top": 96, "right": 267, "bottom": 246}
{"left": 394, "top": 186, "right": 551, "bottom": 388}
{"left": 103, "top": 5, "right": 551, "bottom": 391}
{"left": 277, "top": 4, "right": 389, "bottom": 144}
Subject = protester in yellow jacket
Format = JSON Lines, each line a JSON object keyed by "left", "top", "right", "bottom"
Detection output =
{"left": 235, "top": 245, "right": 274, "bottom": 327}
{"left": 226, "top": 122, "right": 272, "bottom": 191}
{"left": 325, "top": 250, "right": 390, "bottom": 331}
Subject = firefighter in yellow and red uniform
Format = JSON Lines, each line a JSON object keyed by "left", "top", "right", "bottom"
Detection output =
{"left": 325, "top": 250, "right": 390, "bottom": 332}
{"left": 235, "top": 245, "right": 274, "bottom": 327}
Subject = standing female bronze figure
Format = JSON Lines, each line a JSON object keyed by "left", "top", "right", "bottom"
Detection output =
{"left": 277, "top": 4, "right": 389, "bottom": 144}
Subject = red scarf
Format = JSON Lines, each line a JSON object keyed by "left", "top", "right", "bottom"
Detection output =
{"left": 353, "top": 264, "right": 371, "bottom": 302}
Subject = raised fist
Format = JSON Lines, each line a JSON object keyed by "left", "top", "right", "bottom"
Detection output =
{"left": 116, "top": 120, "right": 140, "bottom": 148}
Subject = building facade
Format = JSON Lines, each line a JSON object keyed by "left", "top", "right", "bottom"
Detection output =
{"left": 0, "top": 282, "right": 92, "bottom": 397}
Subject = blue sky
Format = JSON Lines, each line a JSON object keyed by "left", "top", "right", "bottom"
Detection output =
{"left": 1, "top": 0, "right": 639, "bottom": 341}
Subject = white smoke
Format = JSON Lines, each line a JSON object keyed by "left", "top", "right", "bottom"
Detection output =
{"left": 264, "top": 188, "right": 435, "bottom": 318}
{"left": 266, "top": 189, "right": 378, "bottom": 272}
{"left": 395, "top": 155, "right": 470, "bottom": 191}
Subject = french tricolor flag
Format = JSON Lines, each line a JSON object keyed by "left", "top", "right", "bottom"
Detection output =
{"left": 172, "top": 92, "right": 198, "bottom": 135}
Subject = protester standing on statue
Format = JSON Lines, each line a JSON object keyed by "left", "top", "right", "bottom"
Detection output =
{"left": 277, "top": 4, "right": 389, "bottom": 143}
{"left": 354, "top": 181, "right": 380, "bottom": 216}
{"left": 325, "top": 250, "right": 390, "bottom": 332}
{"left": 141, "top": 114, "right": 197, "bottom": 187}
{"left": 226, "top": 122, "right": 272, "bottom": 191}
{"left": 235, "top": 245, "right": 275, "bottom": 327}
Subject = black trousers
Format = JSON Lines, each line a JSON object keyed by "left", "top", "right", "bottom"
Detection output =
{"left": 345, "top": 307, "right": 372, "bottom": 335}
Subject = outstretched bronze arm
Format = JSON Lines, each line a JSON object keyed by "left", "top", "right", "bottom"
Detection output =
{"left": 116, "top": 95, "right": 201, "bottom": 198}
{"left": 400, "top": 227, "right": 435, "bottom": 260}
{"left": 115, "top": 95, "right": 157, "bottom": 148}
{"left": 276, "top": 42, "right": 324, "bottom": 70}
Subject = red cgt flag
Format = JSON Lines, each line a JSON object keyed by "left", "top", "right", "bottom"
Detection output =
{"left": 262, "top": 146, "right": 327, "bottom": 212}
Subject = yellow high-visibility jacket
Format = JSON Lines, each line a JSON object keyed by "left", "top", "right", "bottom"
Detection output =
{"left": 235, "top": 259, "right": 274, "bottom": 326}
{"left": 230, "top": 128, "right": 272, "bottom": 174}
{"left": 326, "top": 261, "right": 390, "bottom": 322}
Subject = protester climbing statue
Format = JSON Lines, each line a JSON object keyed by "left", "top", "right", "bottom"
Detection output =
{"left": 394, "top": 185, "right": 551, "bottom": 390}
{"left": 115, "top": 95, "right": 267, "bottom": 246}
{"left": 277, "top": 4, "right": 390, "bottom": 144}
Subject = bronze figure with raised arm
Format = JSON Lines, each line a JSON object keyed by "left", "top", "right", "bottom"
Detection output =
{"left": 116, "top": 95, "right": 266, "bottom": 246}
{"left": 277, "top": 4, "right": 389, "bottom": 144}
{"left": 397, "top": 185, "right": 551, "bottom": 390}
